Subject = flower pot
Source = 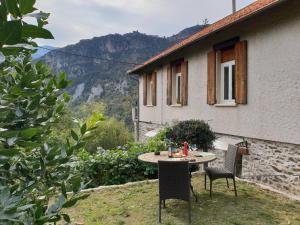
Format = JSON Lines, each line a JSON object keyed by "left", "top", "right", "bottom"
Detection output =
{"left": 238, "top": 147, "right": 249, "bottom": 155}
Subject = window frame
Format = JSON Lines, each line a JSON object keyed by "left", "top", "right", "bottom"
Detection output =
{"left": 220, "top": 60, "right": 236, "bottom": 104}
{"left": 175, "top": 73, "right": 182, "bottom": 105}
{"left": 146, "top": 77, "right": 153, "bottom": 106}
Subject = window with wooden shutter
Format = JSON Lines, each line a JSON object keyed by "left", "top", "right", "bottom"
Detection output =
{"left": 151, "top": 72, "right": 157, "bottom": 106}
{"left": 207, "top": 50, "right": 217, "bottom": 105}
{"left": 235, "top": 40, "right": 247, "bottom": 104}
{"left": 143, "top": 74, "right": 147, "bottom": 106}
{"left": 181, "top": 61, "right": 188, "bottom": 105}
{"left": 167, "top": 66, "right": 172, "bottom": 105}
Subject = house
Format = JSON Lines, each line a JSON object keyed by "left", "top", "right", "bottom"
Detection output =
{"left": 128, "top": 0, "right": 300, "bottom": 198}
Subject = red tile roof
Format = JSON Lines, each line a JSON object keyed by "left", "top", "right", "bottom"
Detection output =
{"left": 128, "top": 0, "right": 285, "bottom": 74}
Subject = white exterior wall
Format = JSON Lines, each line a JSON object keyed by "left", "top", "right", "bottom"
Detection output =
{"left": 139, "top": 2, "right": 300, "bottom": 145}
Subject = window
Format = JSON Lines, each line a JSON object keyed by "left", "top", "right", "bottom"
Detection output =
{"left": 167, "top": 60, "right": 188, "bottom": 106}
{"left": 143, "top": 72, "right": 157, "bottom": 106}
{"left": 172, "top": 63, "right": 182, "bottom": 105}
{"left": 175, "top": 73, "right": 181, "bottom": 104}
{"left": 207, "top": 40, "right": 247, "bottom": 106}
{"left": 220, "top": 60, "right": 235, "bottom": 103}
{"left": 146, "top": 75, "right": 153, "bottom": 105}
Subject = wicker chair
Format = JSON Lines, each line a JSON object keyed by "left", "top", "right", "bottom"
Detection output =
{"left": 158, "top": 160, "right": 191, "bottom": 223}
{"left": 204, "top": 144, "right": 238, "bottom": 197}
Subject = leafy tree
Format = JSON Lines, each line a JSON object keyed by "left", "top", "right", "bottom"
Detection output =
{"left": 0, "top": 1, "right": 96, "bottom": 224}
{"left": 86, "top": 117, "right": 133, "bottom": 152}
{"left": 72, "top": 101, "right": 106, "bottom": 121}
{"left": 0, "top": 0, "right": 53, "bottom": 58}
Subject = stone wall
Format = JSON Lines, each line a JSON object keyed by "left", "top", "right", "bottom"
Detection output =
{"left": 211, "top": 134, "right": 300, "bottom": 198}
{"left": 241, "top": 138, "right": 300, "bottom": 197}
{"left": 137, "top": 122, "right": 300, "bottom": 198}
{"left": 137, "top": 121, "right": 163, "bottom": 143}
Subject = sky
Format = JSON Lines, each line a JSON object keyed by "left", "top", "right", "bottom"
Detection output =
{"left": 35, "top": 0, "right": 256, "bottom": 47}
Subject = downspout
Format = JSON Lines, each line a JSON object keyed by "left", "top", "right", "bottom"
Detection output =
{"left": 161, "top": 68, "right": 164, "bottom": 126}
{"left": 137, "top": 76, "right": 140, "bottom": 142}
{"left": 232, "top": 0, "right": 236, "bottom": 13}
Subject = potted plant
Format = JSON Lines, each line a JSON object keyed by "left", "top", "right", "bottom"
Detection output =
{"left": 165, "top": 120, "right": 216, "bottom": 152}
{"left": 237, "top": 139, "right": 250, "bottom": 155}
{"left": 154, "top": 141, "right": 166, "bottom": 155}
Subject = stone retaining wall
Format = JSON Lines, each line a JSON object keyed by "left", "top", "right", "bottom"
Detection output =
{"left": 137, "top": 122, "right": 300, "bottom": 198}
{"left": 138, "top": 121, "right": 163, "bottom": 143}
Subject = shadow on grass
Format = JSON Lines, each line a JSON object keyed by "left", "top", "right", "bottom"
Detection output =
{"left": 65, "top": 174, "right": 300, "bottom": 225}
{"left": 158, "top": 178, "right": 294, "bottom": 225}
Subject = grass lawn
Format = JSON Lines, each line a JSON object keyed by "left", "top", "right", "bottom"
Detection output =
{"left": 66, "top": 174, "right": 300, "bottom": 225}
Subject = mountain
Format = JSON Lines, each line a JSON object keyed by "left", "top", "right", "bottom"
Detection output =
{"left": 40, "top": 25, "right": 207, "bottom": 126}
{"left": 32, "top": 46, "right": 57, "bottom": 60}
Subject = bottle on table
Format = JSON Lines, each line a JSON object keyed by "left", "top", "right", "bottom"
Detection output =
{"left": 183, "top": 142, "right": 189, "bottom": 156}
{"left": 168, "top": 145, "right": 172, "bottom": 158}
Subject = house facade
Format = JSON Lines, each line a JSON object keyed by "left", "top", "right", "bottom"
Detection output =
{"left": 128, "top": 0, "right": 300, "bottom": 198}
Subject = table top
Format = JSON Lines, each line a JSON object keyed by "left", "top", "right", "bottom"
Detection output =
{"left": 138, "top": 151, "right": 217, "bottom": 165}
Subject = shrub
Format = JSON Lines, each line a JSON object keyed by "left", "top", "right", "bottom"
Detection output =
{"left": 76, "top": 143, "right": 157, "bottom": 187}
{"left": 165, "top": 120, "right": 216, "bottom": 150}
{"left": 85, "top": 117, "right": 133, "bottom": 153}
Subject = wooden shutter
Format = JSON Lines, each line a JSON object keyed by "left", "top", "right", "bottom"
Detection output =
{"left": 142, "top": 74, "right": 147, "bottom": 105}
{"left": 207, "top": 50, "right": 217, "bottom": 105}
{"left": 181, "top": 61, "right": 188, "bottom": 105}
{"left": 167, "top": 65, "right": 172, "bottom": 105}
{"left": 151, "top": 72, "right": 157, "bottom": 106}
{"left": 235, "top": 40, "right": 247, "bottom": 104}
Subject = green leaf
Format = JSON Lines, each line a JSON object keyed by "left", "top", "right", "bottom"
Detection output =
{"left": 70, "top": 130, "right": 79, "bottom": 141}
{"left": 62, "top": 194, "right": 89, "bottom": 208}
{"left": 1, "top": 47, "right": 24, "bottom": 56}
{"left": 0, "top": 148, "right": 20, "bottom": 156}
{"left": 19, "top": 0, "right": 36, "bottom": 14}
{"left": 61, "top": 214, "right": 70, "bottom": 223}
{"left": 75, "top": 141, "right": 86, "bottom": 150}
{"left": 61, "top": 182, "right": 67, "bottom": 198}
{"left": 70, "top": 175, "right": 81, "bottom": 193}
{"left": 22, "top": 24, "right": 54, "bottom": 39}
{"left": 0, "top": 3, "right": 7, "bottom": 22}
{"left": 58, "top": 72, "right": 69, "bottom": 89}
{"left": 4, "top": 0, "right": 21, "bottom": 17}
{"left": 0, "top": 20, "right": 22, "bottom": 45}
{"left": 63, "top": 92, "right": 70, "bottom": 102}
{"left": 80, "top": 124, "right": 87, "bottom": 135}
{"left": 20, "top": 128, "right": 38, "bottom": 140}
{"left": 56, "top": 103, "right": 64, "bottom": 113}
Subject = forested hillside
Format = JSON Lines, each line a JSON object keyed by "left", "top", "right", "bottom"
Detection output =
{"left": 40, "top": 25, "right": 206, "bottom": 126}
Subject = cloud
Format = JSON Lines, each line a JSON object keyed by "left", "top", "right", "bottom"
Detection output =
{"left": 35, "top": 0, "right": 255, "bottom": 47}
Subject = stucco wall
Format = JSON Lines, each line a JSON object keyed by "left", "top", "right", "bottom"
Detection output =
{"left": 139, "top": 1, "right": 300, "bottom": 145}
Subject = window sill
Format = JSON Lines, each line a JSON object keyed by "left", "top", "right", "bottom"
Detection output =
{"left": 215, "top": 103, "right": 237, "bottom": 107}
{"left": 170, "top": 104, "right": 182, "bottom": 107}
{"left": 145, "top": 105, "right": 154, "bottom": 107}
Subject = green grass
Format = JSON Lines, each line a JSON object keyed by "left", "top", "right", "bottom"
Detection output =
{"left": 66, "top": 174, "right": 300, "bottom": 225}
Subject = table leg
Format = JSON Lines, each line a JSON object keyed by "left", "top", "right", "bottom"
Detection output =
{"left": 189, "top": 170, "right": 198, "bottom": 202}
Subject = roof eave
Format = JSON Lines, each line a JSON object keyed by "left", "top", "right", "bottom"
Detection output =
{"left": 127, "top": 0, "right": 287, "bottom": 75}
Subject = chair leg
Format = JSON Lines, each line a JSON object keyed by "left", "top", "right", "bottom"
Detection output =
{"left": 163, "top": 200, "right": 166, "bottom": 208}
{"left": 190, "top": 184, "right": 198, "bottom": 202}
{"left": 233, "top": 178, "right": 237, "bottom": 197}
{"left": 159, "top": 200, "right": 162, "bottom": 223}
{"left": 188, "top": 199, "right": 191, "bottom": 224}
{"left": 226, "top": 178, "right": 229, "bottom": 188}
{"left": 210, "top": 179, "right": 213, "bottom": 198}
{"left": 204, "top": 173, "right": 207, "bottom": 190}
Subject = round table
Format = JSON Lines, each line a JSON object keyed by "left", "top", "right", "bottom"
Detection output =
{"left": 138, "top": 151, "right": 217, "bottom": 165}
{"left": 138, "top": 151, "right": 217, "bottom": 202}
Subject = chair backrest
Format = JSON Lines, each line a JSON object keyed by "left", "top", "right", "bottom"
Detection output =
{"left": 158, "top": 160, "right": 190, "bottom": 201}
{"left": 224, "top": 144, "right": 238, "bottom": 174}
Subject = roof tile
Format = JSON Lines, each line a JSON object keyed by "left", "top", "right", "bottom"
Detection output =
{"left": 129, "top": 0, "right": 283, "bottom": 74}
